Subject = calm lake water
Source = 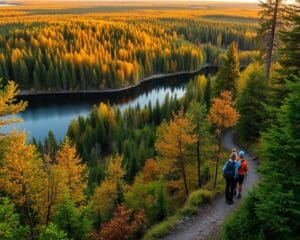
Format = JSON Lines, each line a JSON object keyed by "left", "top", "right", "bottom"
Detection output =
{"left": 4, "top": 67, "right": 216, "bottom": 141}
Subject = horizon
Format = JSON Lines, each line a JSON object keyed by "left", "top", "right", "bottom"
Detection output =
{"left": 7, "top": 0, "right": 296, "bottom": 4}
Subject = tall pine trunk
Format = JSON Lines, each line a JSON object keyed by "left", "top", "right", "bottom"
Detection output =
{"left": 266, "top": 0, "right": 280, "bottom": 80}
{"left": 214, "top": 129, "right": 223, "bottom": 189}
{"left": 196, "top": 120, "right": 201, "bottom": 188}
{"left": 179, "top": 140, "right": 189, "bottom": 196}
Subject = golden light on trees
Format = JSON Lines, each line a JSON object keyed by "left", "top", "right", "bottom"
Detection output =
{"left": 56, "top": 137, "right": 88, "bottom": 205}
{"left": 0, "top": 81, "right": 27, "bottom": 129}
{"left": 155, "top": 108, "right": 197, "bottom": 197}
{"left": 208, "top": 91, "right": 239, "bottom": 189}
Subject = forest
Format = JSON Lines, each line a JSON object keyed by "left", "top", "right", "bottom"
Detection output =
{"left": 0, "top": 1, "right": 299, "bottom": 240}
{"left": 0, "top": 3, "right": 258, "bottom": 91}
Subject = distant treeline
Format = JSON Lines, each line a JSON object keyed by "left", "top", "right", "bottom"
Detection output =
{"left": 0, "top": 18, "right": 257, "bottom": 91}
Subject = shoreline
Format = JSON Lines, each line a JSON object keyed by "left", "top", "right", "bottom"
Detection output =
{"left": 18, "top": 64, "right": 217, "bottom": 97}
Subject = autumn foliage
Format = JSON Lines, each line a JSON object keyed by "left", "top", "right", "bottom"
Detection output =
{"left": 156, "top": 108, "right": 197, "bottom": 197}
{"left": 208, "top": 90, "right": 239, "bottom": 188}
{"left": 92, "top": 155, "right": 126, "bottom": 218}
{"left": 208, "top": 91, "right": 240, "bottom": 130}
{"left": 96, "top": 204, "right": 144, "bottom": 240}
{"left": 0, "top": 2, "right": 261, "bottom": 239}
{"left": 56, "top": 138, "right": 88, "bottom": 205}
{"left": 0, "top": 81, "right": 27, "bottom": 129}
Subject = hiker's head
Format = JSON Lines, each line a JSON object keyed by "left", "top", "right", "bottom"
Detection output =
{"left": 239, "top": 151, "right": 245, "bottom": 158}
{"left": 230, "top": 153, "right": 236, "bottom": 160}
{"left": 232, "top": 148, "right": 237, "bottom": 153}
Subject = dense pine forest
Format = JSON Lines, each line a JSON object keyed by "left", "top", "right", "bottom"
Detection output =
{"left": 0, "top": 2, "right": 258, "bottom": 91}
{"left": 0, "top": 1, "right": 299, "bottom": 240}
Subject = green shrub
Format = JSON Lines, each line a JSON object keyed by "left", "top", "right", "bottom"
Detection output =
{"left": 39, "top": 223, "right": 68, "bottom": 240}
{"left": 221, "top": 189, "right": 264, "bottom": 240}
{"left": 144, "top": 189, "right": 214, "bottom": 239}
{"left": 188, "top": 189, "right": 213, "bottom": 207}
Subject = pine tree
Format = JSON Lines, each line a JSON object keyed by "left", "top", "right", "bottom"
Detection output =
{"left": 187, "top": 102, "right": 211, "bottom": 188}
{"left": 43, "top": 130, "right": 58, "bottom": 161}
{"left": 279, "top": 2, "right": 300, "bottom": 76}
{"left": 236, "top": 67, "right": 269, "bottom": 141}
{"left": 204, "top": 76, "right": 212, "bottom": 109}
{"left": 0, "top": 132, "right": 45, "bottom": 239}
{"left": 91, "top": 155, "right": 126, "bottom": 219}
{"left": 56, "top": 138, "right": 87, "bottom": 205}
{"left": 222, "top": 76, "right": 300, "bottom": 240}
{"left": 269, "top": 2, "right": 300, "bottom": 105}
{"left": 155, "top": 109, "right": 197, "bottom": 196}
{"left": 154, "top": 180, "right": 168, "bottom": 221}
{"left": 39, "top": 223, "right": 68, "bottom": 240}
{"left": 214, "top": 42, "right": 240, "bottom": 98}
{"left": 39, "top": 156, "right": 68, "bottom": 225}
{"left": 0, "top": 81, "right": 27, "bottom": 130}
{"left": 258, "top": 0, "right": 285, "bottom": 80}
{"left": 255, "top": 76, "right": 300, "bottom": 239}
{"left": 53, "top": 198, "right": 92, "bottom": 240}
{"left": 0, "top": 197, "right": 28, "bottom": 239}
{"left": 208, "top": 91, "right": 239, "bottom": 189}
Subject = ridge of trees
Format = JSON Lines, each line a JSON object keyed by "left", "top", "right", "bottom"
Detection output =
{"left": 0, "top": 17, "right": 257, "bottom": 91}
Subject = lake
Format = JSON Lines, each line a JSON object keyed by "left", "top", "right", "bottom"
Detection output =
{"left": 4, "top": 66, "right": 217, "bottom": 141}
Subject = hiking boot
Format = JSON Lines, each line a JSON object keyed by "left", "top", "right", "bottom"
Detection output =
{"left": 228, "top": 200, "right": 234, "bottom": 205}
{"left": 237, "top": 193, "right": 242, "bottom": 199}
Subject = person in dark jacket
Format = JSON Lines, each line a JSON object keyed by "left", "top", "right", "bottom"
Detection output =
{"left": 223, "top": 153, "right": 241, "bottom": 204}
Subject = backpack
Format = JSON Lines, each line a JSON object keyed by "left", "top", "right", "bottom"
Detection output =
{"left": 238, "top": 159, "right": 248, "bottom": 175}
{"left": 223, "top": 160, "right": 235, "bottom": 178}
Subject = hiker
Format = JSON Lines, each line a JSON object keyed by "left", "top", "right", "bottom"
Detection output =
{"left": 231, "top": 148, "right": 238, "bottom": 158}
{"left": 236, "top": 150, "right": 248, "bottom": 198}
{"left": 223, "top": 153, "right": 241, "bottom": 204}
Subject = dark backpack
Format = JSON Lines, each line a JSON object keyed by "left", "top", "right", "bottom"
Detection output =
{"left": 223, "top": 160, "right": 235, "bottom": 178}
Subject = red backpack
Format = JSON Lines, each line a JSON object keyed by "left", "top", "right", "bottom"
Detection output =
{"left": 238, "top": 159, "right": 248, "bottom": 175}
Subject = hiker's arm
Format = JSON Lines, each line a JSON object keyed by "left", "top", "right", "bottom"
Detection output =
{"left": 235, "top": 161, "right": 241, "bottom": 177}
{"left": 223, "top": 162, "right": 227, "bottom": 171}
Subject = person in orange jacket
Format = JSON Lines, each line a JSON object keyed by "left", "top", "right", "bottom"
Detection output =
{"left": 236, "top": 151, "right": 248, "bottom": 198}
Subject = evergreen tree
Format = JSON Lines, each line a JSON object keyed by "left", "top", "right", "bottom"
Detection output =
{"left": 154, "top": 180, "right": 168, "bottom": 222}
{"left": 0, "top": 80, "right": 27, "bottom": 129}
{"left": 222, "top": 76, "right": 300, "bottom": 239}
{"left": 258, "top": 0, "right": 285, "bottom": 80}
{"left": 53, "top": 198, "right": 92, "bottom": 240}
{"left": 39, "top": 223, "right": 68, "bottom": 240}
{"left": 208, "top": 91, "right": 239, "bottom": 189}
{"left": 204, "top": 76, "right": 212, "bottom": 109}
{"left": 279, "top": 2, "right": 300, "bottom": 76}
{"left": 255, "top": 76, "right": 300, "bottom": 239}
{"left": 236, "top": 68, "right": 269, "bottom": 141}
{"left": 0, "top": 197, "right": 28, "bottom": 240}
{"left": 155, "top": 109, "right": 197, "bottom": 196}
{"left": 269, "top": 2, "right": 300, "bottom": 106}
{"left": 214, "top": 42, "right": 240, "bottom": 98}
{"left": 187, "top": 102, "right": 211, "bottom": 188}
{"left": 43, "top": 130, "right": 58, "bottom": 161}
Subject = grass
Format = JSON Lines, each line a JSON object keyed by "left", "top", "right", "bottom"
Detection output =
{"left": 143, "top": 175, "right": 226, "bottom": 240}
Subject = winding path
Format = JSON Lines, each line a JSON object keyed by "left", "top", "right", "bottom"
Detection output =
{"left": 162, "top": 129, "right": 259, "bottom": 240}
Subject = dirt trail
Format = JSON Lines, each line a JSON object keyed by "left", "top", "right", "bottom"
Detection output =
{"left": 162, "top": 130, "right": 259, "bottom": 240}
